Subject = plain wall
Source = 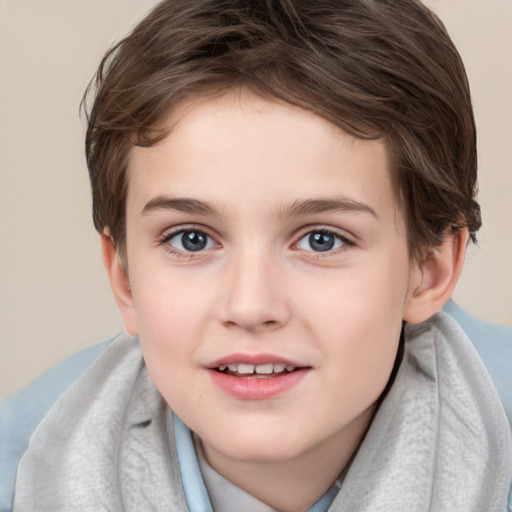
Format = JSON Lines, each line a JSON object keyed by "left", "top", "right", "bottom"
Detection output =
{"left": 1, "top": 0, "right": 511, "bottom": 398}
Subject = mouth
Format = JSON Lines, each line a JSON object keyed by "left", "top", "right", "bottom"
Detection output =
{"left": 207, "top": 356, "right": 310, "bottom": 399}
{"left": 214, "top": 362, "right": 300, "bottom": 378}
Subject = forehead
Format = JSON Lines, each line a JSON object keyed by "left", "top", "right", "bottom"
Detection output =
{"left": 126, "top": 90, "right": 400, "bottom": 224}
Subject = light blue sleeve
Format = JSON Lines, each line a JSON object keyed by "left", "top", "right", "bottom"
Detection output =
{"left": 0, "top": 337, "right": 114, "bottom": 512}
{"left": 444, "top": 300, "right": 512, "bottom": 422}
{"left": 443, "top": 301, "right": 512, "bottom": 512}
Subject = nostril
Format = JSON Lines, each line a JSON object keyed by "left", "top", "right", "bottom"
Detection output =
{"left": 222, "top": 319, "right": 280, "bottom": 331}
{"left": 247, "top": 320, "right": 279, "bottom": 332}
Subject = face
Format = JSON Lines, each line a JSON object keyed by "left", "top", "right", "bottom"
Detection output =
{"left": 120, "top": 90, "right": 418, "bottom": 470}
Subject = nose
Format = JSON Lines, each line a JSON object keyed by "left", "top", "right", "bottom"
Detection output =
{"left": 217, "top": 248, "right": 291, "bottom": 332}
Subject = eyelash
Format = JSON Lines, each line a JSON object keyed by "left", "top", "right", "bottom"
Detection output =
{"left": 294, "top": 227, "right": 354, "bottom": 256}
{"left": 158, "top": 225, "right": 354, "bottom": 258}
{"left": 159, "top": 226, "right": 218, "bottom": 258}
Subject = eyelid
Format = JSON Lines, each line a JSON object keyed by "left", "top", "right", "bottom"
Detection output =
{"left": 294, "top": 224, "right": 354, "bottom": 242}
{"left": 160, "top": 223, "right": 218, "bottom": 240}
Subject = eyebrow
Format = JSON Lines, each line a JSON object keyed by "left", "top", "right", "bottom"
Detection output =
{"left": 279, "top": 197, "right": 378, "bottom": 220}
{"left": 141, "top": 195, "right": 378, "bottom": 220}
{"left": 141, "top": 196, "right": 221, "bottom": 216}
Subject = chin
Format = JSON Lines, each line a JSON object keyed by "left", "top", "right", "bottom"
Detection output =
{"left": 202, "top": 423, "right": 319, "bottom": 464}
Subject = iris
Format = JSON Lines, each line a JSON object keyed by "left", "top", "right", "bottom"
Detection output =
{"left": 309, "top": 232, "right": 336, "bottom": 252}
{"left": 181, "top": 231, "right": 208, "bottom": 251}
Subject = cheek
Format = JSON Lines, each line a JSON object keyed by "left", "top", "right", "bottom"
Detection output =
{"left": 304, "top": 258, "right": 408, "bottom": 394}
{"left": 130, "top": 256, "right": 207, "bottom": 327}
{"left": 128, "top": 264, "right": 218, "bottom": 381}
{"left": 301, "top": 253, "right": 409, "bottom": 331}
{"left": 131, "top": 284, "right": 208, "bottom": 412}
{"left": 314, "top": 307, "right": 402, "bottom": 425}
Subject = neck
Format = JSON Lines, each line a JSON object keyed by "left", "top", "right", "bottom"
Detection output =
{"left": 199, "top": 405, "right": 375, "bottom": 512}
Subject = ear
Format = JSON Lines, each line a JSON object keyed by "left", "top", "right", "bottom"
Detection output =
{"left": 403, "top": 228, "right": 469, "bottom": 324}
{"left": 101, "top": 234, "right": 139, "bottom": 336}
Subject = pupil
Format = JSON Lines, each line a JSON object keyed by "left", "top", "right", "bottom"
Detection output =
{"left": 309, "top": 232, "right": 334, "bottom": 252}
{"left": 182, "top": 231, "right": 207, "bottom": 251}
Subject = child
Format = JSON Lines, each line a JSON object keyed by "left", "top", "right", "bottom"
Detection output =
{"left": 1, "top": 0, "right": 511, "bottom": 510}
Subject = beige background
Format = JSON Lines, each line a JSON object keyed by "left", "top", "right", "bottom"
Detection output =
{"left": 1, "top": 0, "right": 511, "bottom": 398}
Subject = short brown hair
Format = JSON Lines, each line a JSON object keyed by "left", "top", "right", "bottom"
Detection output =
{"left": 83, "top": 0, "right": 481, "bottom": 261}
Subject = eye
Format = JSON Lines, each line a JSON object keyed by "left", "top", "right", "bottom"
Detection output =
{"left": 296, "top": 230, "right": 348, "bottom": 252}
{"left": 165, "top": 229, "right": 216, "bottom": 252}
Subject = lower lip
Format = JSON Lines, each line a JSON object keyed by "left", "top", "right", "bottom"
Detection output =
{"left": 208, "top": 368, "right": 309, "bottom": 400}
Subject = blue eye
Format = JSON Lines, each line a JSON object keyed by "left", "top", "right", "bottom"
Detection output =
{"left": 297, "top": 231, "right": 346, "bottom": 252}
{"left": 166, "top": 230, "right": 216, "bottom": 252}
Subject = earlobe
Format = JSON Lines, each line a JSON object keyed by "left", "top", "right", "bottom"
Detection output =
{"left": 403, "top": 228, "right": 469, "bottom": 324}
{"left": 100, "top": 234, "right": 139, "bottom": 336}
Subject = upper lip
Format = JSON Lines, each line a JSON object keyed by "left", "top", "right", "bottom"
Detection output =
{"left": 205, "top": 353, "right": 306, "bottom": 369}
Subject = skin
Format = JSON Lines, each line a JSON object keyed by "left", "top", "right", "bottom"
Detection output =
{"left": 103, "top": 90, "right": 467, "bottom": 511}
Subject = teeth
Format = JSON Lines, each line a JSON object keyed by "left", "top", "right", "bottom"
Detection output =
{"left": 218, "top": 363, "right": 296, "bottom": 374}
{"left": 237, "top": 363, "right": 255, "bottom": 374}
{"left": 255, "top": 363, "right": 273, "bottom": 375}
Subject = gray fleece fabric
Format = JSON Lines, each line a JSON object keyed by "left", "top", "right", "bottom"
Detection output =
{"left": 13, "top": 312, "right": 512, "bottom": 511}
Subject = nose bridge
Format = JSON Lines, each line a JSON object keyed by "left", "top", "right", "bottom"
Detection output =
{"left": 219, "top": 244, "right": 289, "bottom": 331}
